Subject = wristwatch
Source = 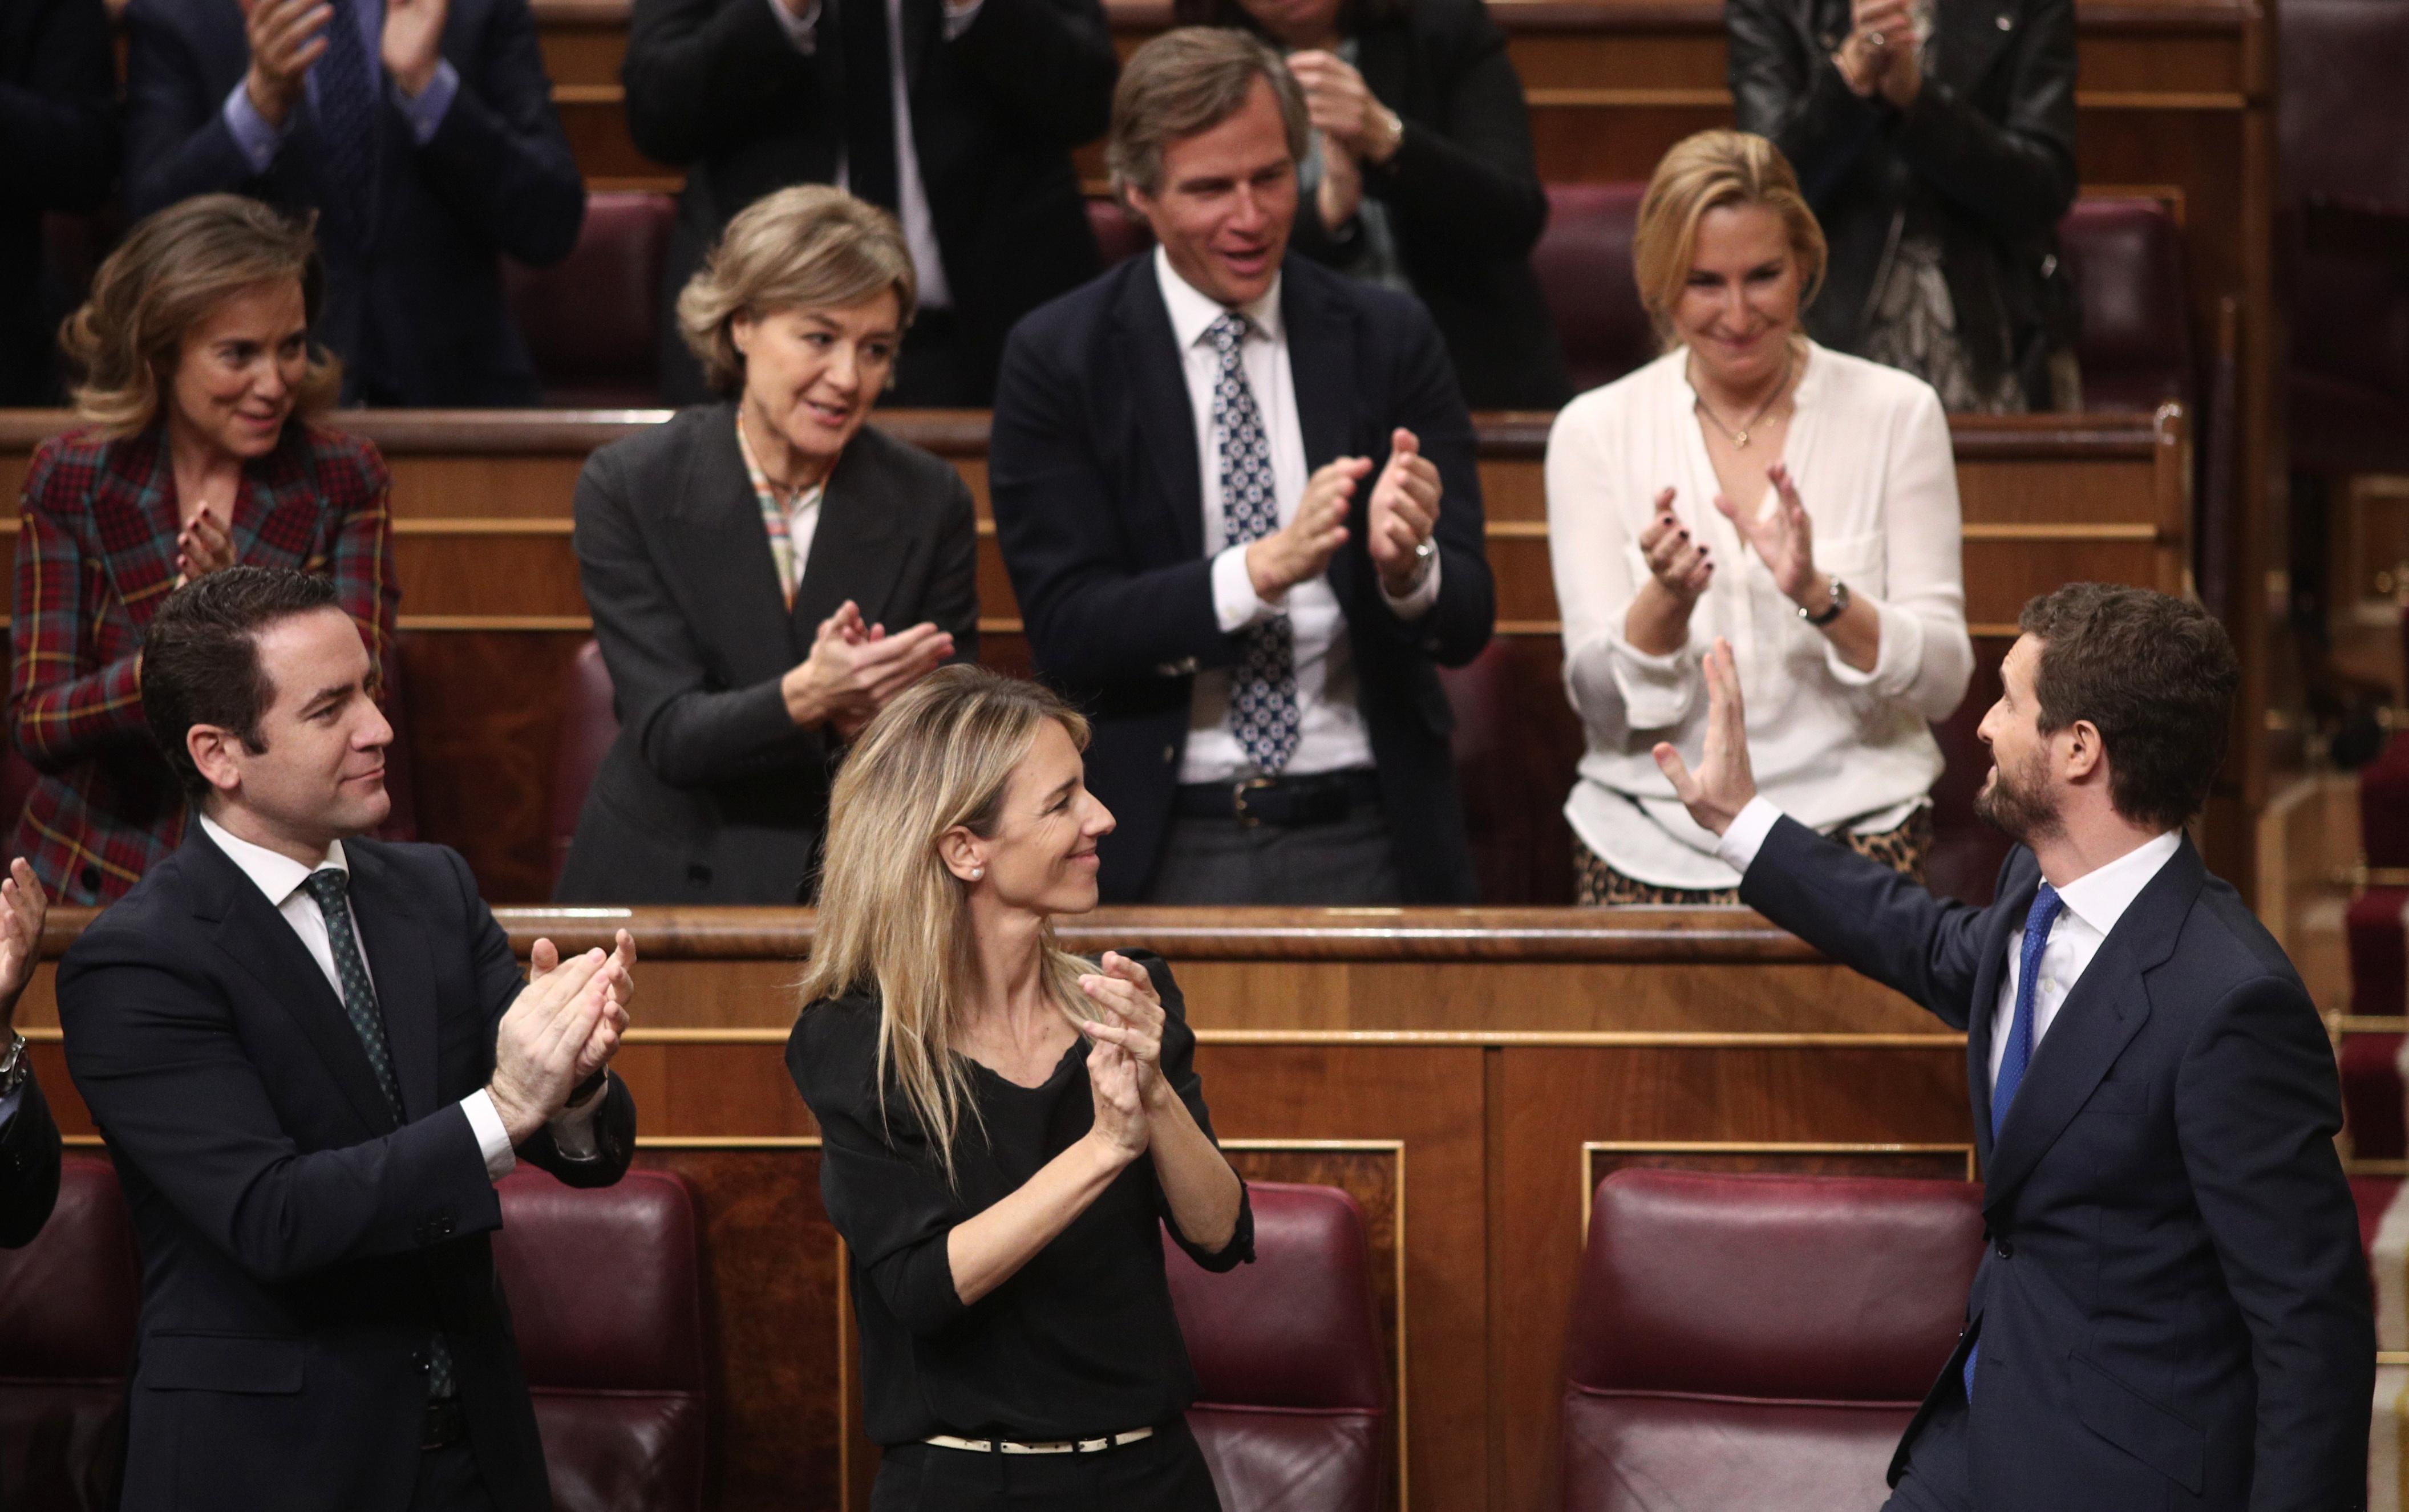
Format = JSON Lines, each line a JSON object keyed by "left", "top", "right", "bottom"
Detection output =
{"left": 1800, "top": 577, "right": 1849, "bottom": 627}
{"left": 0, "top": 1030, "right": 26, "bottom": 1100}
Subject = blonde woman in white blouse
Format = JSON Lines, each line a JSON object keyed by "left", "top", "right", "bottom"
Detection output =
{"left": 1546, "top": 131, "right": 1973, "bottom": 903}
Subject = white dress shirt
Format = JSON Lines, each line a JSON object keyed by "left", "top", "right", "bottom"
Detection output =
{"left": 767, "top": 0, "right": 982, "bottom": 311}
{"left": 198, "top": 814, "right": 600, "bottom": 1178}
{"left": 1546, "top": 343, "right": 1973, "bottom": 888}
{"left": 1153, "top": 248, "right": 1441, "bottom": 784}
{"left": 1715, "top": 796, "right": 2183, "bottom": 1092}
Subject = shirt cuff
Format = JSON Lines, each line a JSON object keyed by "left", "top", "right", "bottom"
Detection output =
{"left": 942, "top": 0, "right": 982, "bottom": 39}
{"left": 1378, "top": 554, "right": 1442, "bottom": 620}
{"left": 220, "top": 80, "right": 286, "bottom": 175}
{"left": 1210, "top": 543, "right": 1281, "bottom": 633}
{"left": 548, "top": 1078, "right": 606, "bottom": 1163}
{"left": 460, "top": 1089, "right": 516, "bottom": 1182}
{"left": 1713, "top": 796, "right": 1786, "bottom": 876}
{"left": 393, "top": 58, "right": 460, "bottom": 144}
{"left": 767, "top": 0, "right": 821, "bottom": 51}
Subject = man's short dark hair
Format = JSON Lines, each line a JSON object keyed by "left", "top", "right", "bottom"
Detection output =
{"left": 2016, "top": 582, "right": 2238, "bottom": 831}
{"left": 142, "top": 566, "right": 343, "bottom": 799}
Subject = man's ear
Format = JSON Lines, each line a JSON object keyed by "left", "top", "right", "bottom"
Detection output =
{"left": 186, "top": 724, "right": 244, "bottom": 799}
{"left": 2058, "top": 719, "right": 2107, "bottom": 785}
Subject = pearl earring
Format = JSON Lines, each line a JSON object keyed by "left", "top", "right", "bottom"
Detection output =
{"left": 969, "top": 866, "right": 985, "bottom": 879}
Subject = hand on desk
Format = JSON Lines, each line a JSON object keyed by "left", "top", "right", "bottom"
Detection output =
{"left": 782, "top": 600, "right": 954, "bottom": 740}
{"left": 1651, "top": 637, "right": 1758, "bottom": 837}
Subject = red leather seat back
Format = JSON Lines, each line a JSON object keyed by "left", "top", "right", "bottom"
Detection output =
{"left": 0, "top": 1154, "right": 137, "bottom": 1510}
{"left": 550, "top": 639, "right": 621, "bottom": 891}
{"left": 1924, "top": 655, "right": 2011, "bottom": 906}
{"left": 1533, "top": 184, "right": 1657, "bottom": 396}
{"left": 1088, "top": 196, "right": 1155, "bottom": 267}
{"left": 1562, "top": 1168, "right": 1982, "bottom": 1512}
{"left": 1165, "top": 1182, "right": 1386, "bottom": 1512}
{"left": 2058, "top": 198, "right": 2193, "bottom": 414}
{"left": 1440, "top": 639, "right": 1585, "bottom": 903}
{"left": 506, "top": 192, "right": 675, "bottom": 408}
{"left": 493, "top": 1167, "right": 708, "bottom": 1512}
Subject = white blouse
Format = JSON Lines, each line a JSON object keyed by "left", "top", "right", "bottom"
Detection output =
{"left": 1545, "top": 342, "right": 1974, "bottom": 889}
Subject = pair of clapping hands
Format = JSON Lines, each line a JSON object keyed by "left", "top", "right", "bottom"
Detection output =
{"left": 238, "top": 0, "right": 451, "bottom": 125}
{"left": 1245, "top": 427, "right": 1442, "bottom": 603}
{"left": 485, "top": 930, "right": 637, "bottom": 1145}
{"left": 1637, "top": 464, "right": 1821, "bottom": 607}
{"left": 1074, "top": 953, "right": 1184, "bottom": 1162}
{"left": 1285, "top": 50, "right": 1402, "bottom": 234}
{"left": 1832, "top": 0, "right": 1928, "bottom": 106}
{"left": 781, "top": 600, "right": 954, "bottom": 741}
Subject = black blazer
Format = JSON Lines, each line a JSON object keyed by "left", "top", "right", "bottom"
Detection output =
{"left": 58, "top": 826, "right": 637, "bottom": 1512}
{"left": 989, "top": 254, "right": 1494, "bottom": 903}
{"left": 0, "top": 0, "right": 115, "bottom": 406}
{"left": 557, "top": 404, "right": 979, "bottom": 904}
{"left": 0, "top": 1065, "right": 60, "bottom": 1250}
{"left": 1742, "top": 817, "right": 2372, "bottom": 1509}
{"left": 123, "top": 0, "right": 585, "bottom": 406}
{"left": 622, "top": 0, "right": 1116, "bottom": 404}
{"left": 1285, "top": 0, "right": 1570, "bottom": 410}
{"left": 1728, "top": 0, "right": 2078, "bottom": 407}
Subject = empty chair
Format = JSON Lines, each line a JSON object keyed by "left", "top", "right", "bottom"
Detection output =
{"left": 506, "top": 192, "right": 677, "bottom": 408}
{"left": 548, "top": 639, "right": 620, "bottom": 893}
{"left": 1562, "top": 1168, "right": 1983, "bottom": 1512}
{"left": 2056, "top": 197, "right": 2194, "bottom": 414}
{"left": 1439, "top": 638, "right": 1586, "bottom": 903}
{"left": 1531, "top": 184, "right": 1654, "bottom": 396}
{"left": 0, "top": 1154, "right": 138, "bottom": 1511}
{"left": 492, "top": 1166, "right": 710, "bottom": 1512}
{"left": 1164, "top": 1181, "right": 1387, "bottom": 1512}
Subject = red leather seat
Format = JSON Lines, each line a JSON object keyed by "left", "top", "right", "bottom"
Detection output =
{"left": 2341, "top": 1029, "right": 2406, "bottom": 1160}
{"left": 1164, "top": 1182, "right": 1387, "bottom": 1512}
{"left": 0, "top": 1154, "right": 138, "bottom": 1511}
{"left": 493, "top": 1166, "right": 709, "bottom": 1512}
{"left": 550, "top": 639, "right": 621, "bottom": 891}
{"left": 1440, "top": 639, "right": 1585, "bottom": 903}
{"left": 2056, "top": 197, "right": 2195, "bottom": 414}
{"left": 1532, "top": 184, "right": 1655, "bottom": 396}
{"left": 1087, "top": 195, "right": 1155, "bottom": 267}
{"left": 506, "top": 192, "right": 675, "bottom": 408}
{"left": 1562, "top": 1168, "right": 1983, "bottom": 1512}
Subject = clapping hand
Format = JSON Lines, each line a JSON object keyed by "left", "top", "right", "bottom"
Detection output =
{"left": 0, "top": 860, "right": 48, "bottom": 1033}
{"left": 783, "top": 600, "right": 954, "bottom": 739}
{"left": 486, "top": 943, "right": 626, "bottom": 1144}
{"left": 1286, "top": 50, "right": 1402, "bottom": 164}
{"left": 175, "top": 508, "right": 235, "bottom": 587}
{"left": 1367, "top": 428, "right": 1441, "bottom": 597}
{"left": 528, "top": 928, "right": 635, "bottom": 1087}
{"left": 1247, "top": 457, "right": 1361, "bottom": 599}
{"left": 382, "top": 0, "right": 450, "bottom": 98}
{"left": 1076, "top": 952, "right": 1167, "bottom": 1102}
{"left": 240, "top": 0, "right": 331, "bottom": 128}
{"left": 1714, "top": 464, "right": 1820, "bottom": 606}
{"left": 1650, "top": 637, "right": 1758, "bottom": 837}
{"left": 1637, "top": 487, "right": 1714, "bottom": 603}
{"left": 1836, "top": 0, "right": 1921, "bottom": 103}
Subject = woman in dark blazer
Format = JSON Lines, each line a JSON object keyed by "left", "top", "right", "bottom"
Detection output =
{"left": 556, "top": 187, "right": 978, "bottom": 904}
{"left": 1177, "top": 0, "right": 1570, "bottom": 410}
{"left": 1727, "top": 0, "right": 2080, "bottom": 411}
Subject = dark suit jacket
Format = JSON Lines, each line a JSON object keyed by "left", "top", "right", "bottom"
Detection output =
{"left": 122, "top": 0, "right": 585, "bottom": 406}
{"left": 59, "top": 826, "right": 638, "bottom": 1512}
{"left": 1742, "top": 817, "right": 2372, "bottom": 1510}
{"left": 557, "top": 404, "right": 979, "bottom": 904}
{"left": 989, "top": 253, "right": 1495, "bottom": 903}
{"left": 623, "top": 0, "right": 1116, "bottom": 404}
{"left": 0, "top": 0, "right": 115, "bottom": 406}
{"left": 1284, "top": 0, "right": 1569, "bottom": 410}
{"left": 1729, "top": 0, "right": 2078, "bottom": 407}
{"left": 0, "top": 1065, "right": 60, "bottom": 1250}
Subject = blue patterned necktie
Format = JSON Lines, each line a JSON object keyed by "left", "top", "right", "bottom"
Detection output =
{"left": 1964, "top": 881, "right": 2064, "bottom": 1404}
{"left": 313, "top": 0, "right": 383, "bottom": 230}
{"left": 1207, "top": 312, "right": 1300, "bottom": 773}
{"left": 302, "top": 868, "right": 455, "bottom": 1400}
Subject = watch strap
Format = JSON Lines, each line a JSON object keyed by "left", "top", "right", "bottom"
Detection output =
{"left": 1801, "top": 577, "right": 1849, "bottom": 627}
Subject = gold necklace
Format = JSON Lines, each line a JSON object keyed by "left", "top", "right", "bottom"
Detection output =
{"left": 1692, "top": 351, "right": 1795, "bottom": 450}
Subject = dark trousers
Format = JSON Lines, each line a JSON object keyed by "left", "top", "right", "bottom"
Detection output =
{"left": 1143, "top": 804, "right": 1404, "bottom": 906}
{"left": 1882, "top": 1398, "right": 1974, "bottom": 1512}
{"left": 871, "top": 1420, "right": 1221, "bottom": 1512}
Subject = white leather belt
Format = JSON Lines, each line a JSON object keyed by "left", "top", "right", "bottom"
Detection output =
{"left": 923, "top": 1427, "right": 1154, "bottom": 1456}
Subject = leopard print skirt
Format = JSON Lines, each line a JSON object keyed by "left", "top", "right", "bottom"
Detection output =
{"left": 1574, "top": 805, "right": 1934, "bottom": 906}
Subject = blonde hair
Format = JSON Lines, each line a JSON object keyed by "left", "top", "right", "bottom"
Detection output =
{"left": 675, "top": 185, "right": 918, "bottom": 394}
{"left": 61, "top": 194, "right": 341, "bottom": 439}
{"left": 796, "top": 666, "right": 1095, "bottom": 1185}
{"left": 1107, "top": 26, "right": 1308, "bottom": 204}
{"left": 1633, "top": 130, "right": 1828, "bottom": 347}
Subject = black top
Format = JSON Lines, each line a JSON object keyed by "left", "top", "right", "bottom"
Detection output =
{"left": 786, "top": 952, "right": 1253, "bottom": 1445}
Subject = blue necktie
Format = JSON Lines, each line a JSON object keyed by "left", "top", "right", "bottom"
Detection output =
{"left": 1208, "top": 312, "right": 1301, "bottom": 773}
{"left": 1964, "top": 882, "right": 2064, "bottom": 1404}
{"left": 314, "top": 0, "right": 383, "bottom": 230}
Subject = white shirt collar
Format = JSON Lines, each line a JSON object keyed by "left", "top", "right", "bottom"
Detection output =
{"left": 2052, "top": 828, "right": 2183, "bottom": 939}
{"left": 198, "top": 811, "right": 350, "bottom": 911}
{"left": 1154, "top": 245, "right": 1284, "bottom": 351}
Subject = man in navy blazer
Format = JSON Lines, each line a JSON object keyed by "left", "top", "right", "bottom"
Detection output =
{"left": 1656, "top": 582, "right": 2372, "bottom": 1510}
{"left": 61, "top": 567, "right": 639, "bottom": 1512}
{"left": 123, "top": 0, "right": 584, "bottom": 406}
{"left": 989, "top": 27, "right": 1493, "bottom": 905}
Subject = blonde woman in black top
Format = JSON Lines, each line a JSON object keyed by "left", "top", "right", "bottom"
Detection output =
{"left": 787, "top": 665, "right": 1251, "bottom": 1510}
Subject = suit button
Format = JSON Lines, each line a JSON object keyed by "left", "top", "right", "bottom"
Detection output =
{"left": 1995, "top": 1240, "right": 2013, "bottom": 1258}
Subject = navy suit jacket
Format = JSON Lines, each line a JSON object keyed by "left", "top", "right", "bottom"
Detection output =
{"left": 122, "top": 0, "right": 584, "bottom": 406}
{"left": 59, "top": 826, "right": 637, "bottom": 1512}
{"left": 1742, "top": 816, "right": 2371, "bottom": 1511}
{"left": 988, "top": 253, "right": 1495, "bottom": 902}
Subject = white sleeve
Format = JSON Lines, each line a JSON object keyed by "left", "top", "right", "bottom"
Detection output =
{"left": 1546, "top": 400, "right": 1702, "bottom": 736}
{"left": 459, "top": 1090, "right": 516, "bottom": 1182}
{"left": 1713, "top": 796, "right": 1786, "bottom": 874}
{"left": 1210, "top": 543, "right": 1282, "bottom": 632}
{"left": 1819, "top": 386, "right": 1973, "bottom": 720}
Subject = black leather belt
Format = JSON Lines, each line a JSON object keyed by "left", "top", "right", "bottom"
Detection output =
{"left": 1173, "top": 770, "right": 1380, "bottom": 828}
{"left": 422, "top": 1397, "right": 467, "bottom": 1451}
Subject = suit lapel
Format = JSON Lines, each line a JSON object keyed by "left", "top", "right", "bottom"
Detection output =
{"left": 793, "top": 432, "right": 906, "bottom": 636}
{"left": 675, "top": 406, "right": 806, "bottom": 674}
{"left": 230, "top": 429, "right": 326, "bottom": 569}
{"left": 1965, "top": 862, "right": 2039, "bottom": 1165}
{"left": 343, "top": 842, "right": 440, "bottom": 1122}
{"left": 88, "top": 430, "right": 182, "bottom": 629}
{"left": 1979, "top": 839, "right": 2205, "bottom": 1214}
{"left": 1111, "top": 262, "right": 1206, "bottom": 561}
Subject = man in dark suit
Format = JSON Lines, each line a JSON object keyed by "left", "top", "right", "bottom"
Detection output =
{"left": 1654, "top": 582, "right": 2373, "bottom": 1510}
{"left": 623, "top": 0, "right": 1117, "bottom": 406}
{"left": 123, "top": 0, "right": 585, "bottom": 406}
{"left": 989, "top": 27, "right": 1493, "bottom": 906}
{"left": 0, "top": 858, "right": 55, "bottom": 1250}
{"left": 0, "top": 0, "right": 117, "bottom": 406}
{"left": 60, "top": 566, "right": 641, "bottom": 1512}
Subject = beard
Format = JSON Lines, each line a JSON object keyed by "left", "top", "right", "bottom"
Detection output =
{"left": 1972, "top": 745, "right": 2061, "bottom": 845}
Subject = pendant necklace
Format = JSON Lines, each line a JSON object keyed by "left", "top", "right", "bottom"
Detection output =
{"left": 1693, "top": 350, "right": 1795, "bottom": 450}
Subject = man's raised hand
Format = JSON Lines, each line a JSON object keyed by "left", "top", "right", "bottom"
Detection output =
{"left": 1650, "top": 637, "right": 1757, "bottom": 837}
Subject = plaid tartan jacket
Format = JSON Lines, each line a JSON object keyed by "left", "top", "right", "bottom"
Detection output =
{"left": 9, "top": 422, "right": 398, "bottom": 903}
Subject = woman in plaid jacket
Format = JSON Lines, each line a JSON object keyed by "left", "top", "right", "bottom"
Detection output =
{"left": 10, "top": 196, "right": 396, "bottom": 903}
